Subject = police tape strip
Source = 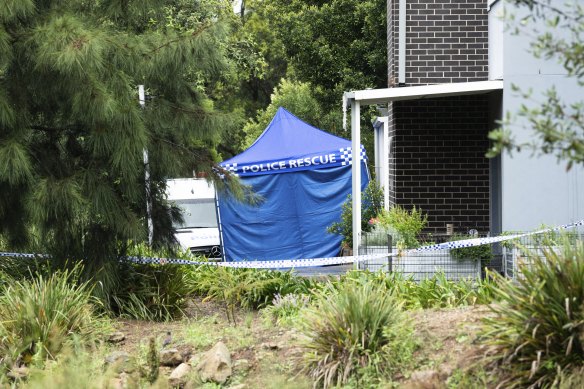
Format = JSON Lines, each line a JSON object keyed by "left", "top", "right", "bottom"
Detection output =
{"left": 407, "top": 219, "right": 584, "bottom": 253}
{"left": 1, "top": 219, "right": 582, "bottom": 269}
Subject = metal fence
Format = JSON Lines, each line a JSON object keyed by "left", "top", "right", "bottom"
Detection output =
{"left": 502, "top": 232, "right": 583, "bottom": 279}
{"left": 358, "top": 231, "right": 489, "bottom": 282}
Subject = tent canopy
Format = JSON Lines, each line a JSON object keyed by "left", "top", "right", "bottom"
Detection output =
{"left": 221, "top": 107, "right": 365, "bottom": 177}
{"left": 218, "top": 107, "right": 369, "bottom": 262}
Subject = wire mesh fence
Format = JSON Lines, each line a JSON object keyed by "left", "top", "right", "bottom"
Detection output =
{"left": 502, "top": 232, "right": 584, "bottom": 279}
{"left": 358, "top": 231, "right": 487, "bottom": 282}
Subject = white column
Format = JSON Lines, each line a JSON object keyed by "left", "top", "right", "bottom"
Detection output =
{"left": 351, "top": 99, "right": 361, "bottom": 267}
{"left": 381, "top": 117, "right": 390, "bottom": 210}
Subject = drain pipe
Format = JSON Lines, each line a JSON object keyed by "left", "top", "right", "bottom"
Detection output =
{"left": 398, "top": 0, "right": 406, "bottom": 86}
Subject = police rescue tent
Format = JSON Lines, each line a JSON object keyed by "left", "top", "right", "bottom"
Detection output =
{"left": 217, "top": 107, "right": 369, "bottom": 262}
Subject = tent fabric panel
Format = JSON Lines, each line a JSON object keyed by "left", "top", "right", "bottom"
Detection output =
{"left": 224, "top": 107, "right": 351, "bottom": 164}
{"left": 220, "top": 107, "right": 367, "bottom": 177}
{"left": 218, "top": 163, "right": 369, "bottom": 262}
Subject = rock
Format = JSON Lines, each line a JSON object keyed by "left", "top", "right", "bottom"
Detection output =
{"left": 160, "top": 348, "right": 183, "bottom": 366}
{"left": 108, "top": 331, "right": 126, "bottom": 344}
{"left": 260, "top": 342, "right": 279, "bottom": 350}
{"left": 104, "top": 351, "right": 136, "bottom": 374}
{"left": 105, "top": 351, "right": 130, "bottom": 365}
{"left": 196, "top": 341, "right": 232, "bottom": 384}
{"left": 108, "top": 372, "right": 135, "bottom": 389}
{"left": 7, "top": 366, "right": 29, "bottom": 381}
{"left": 404, "top": 370, "right": 442, "bottom": 389}
{"left": 169, "top": 363, "right": 192, "bottom": 387}
{"left": 188, "top": 353, "right": 202, "bottom": 367}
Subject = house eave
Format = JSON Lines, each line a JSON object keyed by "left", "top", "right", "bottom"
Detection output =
{"left": 344, "top": 80, "right": 504, "bottom": 106}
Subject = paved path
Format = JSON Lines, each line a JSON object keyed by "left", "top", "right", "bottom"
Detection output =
{"left": 293, "top": 264, "right": 354, "bottom": 277}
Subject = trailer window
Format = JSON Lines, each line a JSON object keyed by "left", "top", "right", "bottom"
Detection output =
{"left": 173, "top": 199, "right": 218, "bottom": 229}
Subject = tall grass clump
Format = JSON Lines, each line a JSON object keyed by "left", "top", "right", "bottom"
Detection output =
{"left": 103, "top": 243, "right": 201, "bottom": 321}
{"left": 300, "top": 282, "right": 416, "bottom": 388}
{"left": 110, "top": 262, "right": 194, "bottom": 321}
{"left": 0, "top": 265, "right": 104, "bottom": 366}
{"left": 481, "top": 238, "right": 584, "bottom": 388}
{"left": 189, "top": 265, "right": 318, "bottom": 324}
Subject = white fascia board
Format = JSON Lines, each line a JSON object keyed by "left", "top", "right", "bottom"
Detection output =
{"left": 349, "top": 80, "right": 504, "bottom": 106}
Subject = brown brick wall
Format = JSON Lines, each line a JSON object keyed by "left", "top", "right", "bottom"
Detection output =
{"left": 388, "top": 0, "right": 489, "bottom": 86}
{"left": 387, "top": 95, "right": 490, "bottom": 234}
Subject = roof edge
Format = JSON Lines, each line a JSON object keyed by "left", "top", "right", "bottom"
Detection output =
{"left": 346, "top": 80, "right": 504, "bottom": 106}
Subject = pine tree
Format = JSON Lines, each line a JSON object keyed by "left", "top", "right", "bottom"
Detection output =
{"left": 0, "top": 0, "right": 236, "bottom": 265}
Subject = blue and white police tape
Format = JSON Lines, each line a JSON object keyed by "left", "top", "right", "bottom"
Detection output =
{"left": 0, "top": 252, "right": 49, "bottom": 259}
{"left": 127, "top": 253, "right": 391, "bottom": 268}
{"left": 408, "top": 219, "right": 584, "bottom": 253}
{"left": 1, "top": 219, "right": 582, "bottom": 269}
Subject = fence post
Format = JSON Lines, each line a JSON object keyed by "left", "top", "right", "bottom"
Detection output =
{"left": 387, "top": 234, "right": 393, "bottom": 273}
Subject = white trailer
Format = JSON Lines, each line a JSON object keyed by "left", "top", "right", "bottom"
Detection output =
{"left": 166, "top": 178, "right": 222, "bottom": 259}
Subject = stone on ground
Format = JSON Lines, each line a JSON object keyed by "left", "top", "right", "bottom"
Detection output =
{"left": 196, "top": 341, "right": 232, "bottom": 384}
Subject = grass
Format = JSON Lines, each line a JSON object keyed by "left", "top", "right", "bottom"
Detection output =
{"left": 300, "top": 281, "right": 417, "bottom": 388}
{"left": 0, "top": 265, "right": 109, "bottom": 369}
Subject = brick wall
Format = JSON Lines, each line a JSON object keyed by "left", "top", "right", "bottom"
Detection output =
{"left": 388, "top": 95, "right": 490, "bottom": 234}
{"left": 388, "top": 0, "right": 489, "bottom": 86}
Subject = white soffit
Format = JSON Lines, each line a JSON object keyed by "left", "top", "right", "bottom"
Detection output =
{"left": 345, "top": 80, "right": 503, "bottom": 106}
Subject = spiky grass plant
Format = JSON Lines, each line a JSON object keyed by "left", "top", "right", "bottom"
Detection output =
{"left": 481, "top": 238, "right": 584, "bottom": 388}
{"left": 0, "top": 265, "right": 105, "bottom": 365}
{"left": 300, "top": 281, "right": 415, "bottom": 388}
{"left": 111, "top": 263, "right": 193, "bottom": 322}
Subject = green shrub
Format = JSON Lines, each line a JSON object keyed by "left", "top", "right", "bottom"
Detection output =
{"left": 376, "top": 205, "right": 428, "bottom": 249}
{"left": 449, "top": 234, "right": 494, "bottom": 263}
{"left": 300, "top": 281, "right": 416, "bottom": 388}
{"left": 261, "top": 293, "right": 311, "bottom": 326}
{"left": 18, "top": 348, "right": 118, "bottom": 389}
{"left": 335, "top": 270, "right": 495, "bottom": 310}
{"left": 481, "top": 238, "right": 584, "bottom": 388}
{"left": 327, "top": 181, "right": 384, "bottom": 248}
{"left": 0, "top": 265, "right": 105, "bottom": 366}
{"left": 99, "top": 243, "right": 202, "bottom": 321}
{"left": 110, "top": 262, "right": 194, "bottom": 321}
{"left": 190, "top": 266, "right": 318, "bottom": 324}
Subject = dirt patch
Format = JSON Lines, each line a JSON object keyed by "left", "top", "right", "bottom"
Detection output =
{"left": 401, "top": 305, "right": 494, "bottom": 386}
{"left": 106, "top": 300, "right": 494, "bottom": 388}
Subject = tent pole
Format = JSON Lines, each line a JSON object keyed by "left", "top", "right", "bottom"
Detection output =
{"left": 351, "top": 99, "right": 361, "bottom": 269}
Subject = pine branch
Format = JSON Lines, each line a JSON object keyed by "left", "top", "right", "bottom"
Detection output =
{"left": 151, "top": 135, "right": 210, "bottom": 161}
{"left": 29, "top": 125, "right": 82, "bottom": 133}
{"left": 145, "top": 23, "right": 213, "bottom": 56}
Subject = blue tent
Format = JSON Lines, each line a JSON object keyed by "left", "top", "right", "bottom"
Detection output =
{"left": 217, "top": 107, "right": 369, "bottom": 262}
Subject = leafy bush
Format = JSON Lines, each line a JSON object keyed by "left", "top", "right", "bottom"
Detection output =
{"left": 481, "top": 238, "right": 584, "bottom": 388}
{"left": 189, "top": 266, "right": 318, "bottom": 324}
{"left": 300, "top": 281, "right": 416, "bottom": 388}
{"left": 0, "top": 266, "right": 105, "bottom": 366}
{"left": 376, "top": 205, "right": 428, "bottom": 249}
{"left": 94, "top": 243, "right": 202, "bottom": 321}
{"left": 335, "top": 270, "right": 496, "bottom": 309}
{"left": 450, "top": 234, "right": 494, "bottom": 263}
{"left": 327, "top": 180, "right": 384, "bottom": 248}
